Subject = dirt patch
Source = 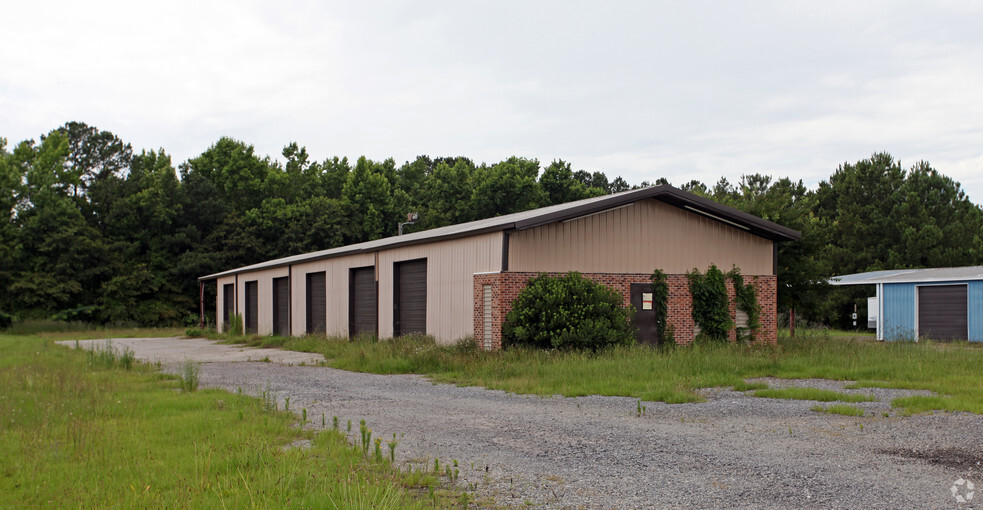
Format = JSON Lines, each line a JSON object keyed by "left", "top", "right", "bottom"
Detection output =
{"left": 880, "top": 447, "right": 983, "bottom": 472}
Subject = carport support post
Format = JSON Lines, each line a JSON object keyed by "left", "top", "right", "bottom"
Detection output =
{"left": 199, "top": 281, "right": 205, "bottom": 329}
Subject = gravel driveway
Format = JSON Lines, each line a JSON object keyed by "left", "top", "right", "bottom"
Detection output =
{"left": 66, "top": 337, "right": 982, "bottom": 509}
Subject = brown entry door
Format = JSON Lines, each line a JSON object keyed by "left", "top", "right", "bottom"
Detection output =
{"left": 630, "top": 283, "right": 659, "bottom": 345}
{"left": 918, "top": 285, "right": 968, "bottom": 340}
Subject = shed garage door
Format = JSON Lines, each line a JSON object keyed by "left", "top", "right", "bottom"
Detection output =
{"left": 394, "top": 259, "right": 427, "bottom": 336}
{"left": 306, "top": 272, "right": 326, "bottom": 335}
{"left": 273, "top": 277, "right": 289, "bottom": 336}
{"left": 244, "top": 280, "right": 258, "bottom": 334}
{"left": 919, "top": 285, "right": 968, "bottom": 340}
{"left": 349, "top": 266, "right": 377, "bottom": 337}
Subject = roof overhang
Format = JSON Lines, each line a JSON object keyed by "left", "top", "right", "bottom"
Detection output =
{"left": 830, "top": 266, "right": 983, "bottom": 286}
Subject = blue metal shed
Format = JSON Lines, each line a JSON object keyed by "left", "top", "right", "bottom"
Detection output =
{"left": 831, "top": 266, "right": 983, "bottom": 342}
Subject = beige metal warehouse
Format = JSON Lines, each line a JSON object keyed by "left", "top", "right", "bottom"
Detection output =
{"left": 200, "top": 185, "right": 799, "bottom": 347}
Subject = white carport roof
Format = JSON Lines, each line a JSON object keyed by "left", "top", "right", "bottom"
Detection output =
{"left": 830, "top": 266, "right": 983, "bottom": 285}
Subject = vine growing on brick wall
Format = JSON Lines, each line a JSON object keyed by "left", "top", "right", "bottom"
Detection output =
{"left": 649, "top": 269, "right": 671, "bottom": 343}
{"left": 686, "top": 264, "right": 732, "bottom": 342}
{"left": 728, "top": 267, "right": 761, "bottom": 342}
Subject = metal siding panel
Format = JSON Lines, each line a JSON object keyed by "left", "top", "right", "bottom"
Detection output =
{"left": 969, "top": 281, "right": 983, "bottom": 342}
{"left": 231, "top": 266, "right": 289, "bottom": 336}
{"left": 882, "top": 283, "right": 916, "bottom": 341}
{"left": 509, "top": 199, "right": 773, "bottom": 275}
{"left": 290, "top": 253, "right": 374, "bottom": 337}
{"left": 378, "top": 231, "right": 502, "bottom": 343}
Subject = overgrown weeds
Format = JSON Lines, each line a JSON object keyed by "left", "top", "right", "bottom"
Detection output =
{"left": 0, "top": 332, "right": 448, "bottom": 508}
{"left": 86, "top": 341, "right": 136, "bottom": 370}
{"left": 181, "top": 360, "right": 200, "bottom": 392}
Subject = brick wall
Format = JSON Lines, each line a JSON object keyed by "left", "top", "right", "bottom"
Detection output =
{"left": 473, "top": 271, "right": 778, "bottom": 350}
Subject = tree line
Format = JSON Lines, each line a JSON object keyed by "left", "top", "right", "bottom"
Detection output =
{"left": 1, "top": 121, "right": 981, "bottom": 329}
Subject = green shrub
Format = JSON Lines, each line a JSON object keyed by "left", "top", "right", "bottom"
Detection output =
{"left": 728, "top": 267, "right": 761, "bottom": 342}
{"left": 180, "top": 360, "right": 201, "bottom": 392}
{"left": 0, "top": 311, "right": 12, "bottom": 330}
{"left": 50, "top": 305, "right": 100, "bottom": 323}
{"left": 687, "top": 264, "right": 732, "bottom": 342}
{"left": 226, "top": 313, "right": 244, "bottom": 337}
{"left": 502, "top": 272, "right": 636, "bottom": 350}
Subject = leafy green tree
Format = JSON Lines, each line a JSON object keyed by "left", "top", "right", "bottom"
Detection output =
{"left": 540, "top": 160, "right": 599, "bottom": 205}
{"left": 470, "top": 157, "right": 545, "bottom": 218}
{"left": 419, "top": 159, "right": 475, "bottom": 228}
{"left": 8, "top": 132, "right": 110, "bottom": 317}
{"left": 180, "top": 137, "right": 274, "bottom": 214}
{"left": 342, "top": 156, "right": 395, "bottom": 242}
{"left": 710, "top": 174, "right": 829, "bottom": 323}
{"left": 60, "top": 121, "right": 132, "bottom": 195}
{"left": 316, "top": 156, "right": 351, "bottom": 199}
{"left": 812, "top": 153, "right": 983, "bottom": 326}
{"left": 97, "top": 149, "right": 191, "bottom": 324}
{"left": 609, "top": 176, "right": 630, "bottom": 193}
{"left": 0, "top": 139, "right": 21, "bottom": 312}
{"left": 573, "top": 170, "right": 612, "bottom": 194}
{"left": 680, "top": 179, "right": 709, "bottom": 196}
{"left": 890, "top": 161, "right": 983, "bottom": 268}
{"left": 244, "top": 197, "right": 345, "bottom": 259}
{"left": 815, "top": 153, "right": 907, "bottom": 275}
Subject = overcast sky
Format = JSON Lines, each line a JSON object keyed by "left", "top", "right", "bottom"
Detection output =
{"left": 2, "top": 1, "right": 982, "bottom": 202}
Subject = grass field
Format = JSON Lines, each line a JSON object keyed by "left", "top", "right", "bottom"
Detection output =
{"left": 217, "top": 328, "right": 983, "bottom": 415}
{"left": 0, "top": 325, "right": 457, "bottom": 509}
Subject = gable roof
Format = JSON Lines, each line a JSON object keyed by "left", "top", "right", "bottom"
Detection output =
{"left": 830, "top": 266, "right": 983, "bottom": 285}
{"left": 200, "top": 184, "right": 801, "bottom": 280}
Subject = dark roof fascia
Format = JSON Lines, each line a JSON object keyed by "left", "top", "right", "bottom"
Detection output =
{"left": 513, "top": 185, "right": 802, "bottom": 242}
{"left": 657, "top": 187, "right": 802, "bottom": 241}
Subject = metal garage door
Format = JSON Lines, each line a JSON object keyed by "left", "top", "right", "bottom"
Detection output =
{"left": 394, "top": 259, "right": 427, "bottom": 336}
{"left": 244, "top": 280, "right": 258, "bottom": 334}
{"left": 223, "top": 283, "right": 235, "bottom": 331}
{"left": 273, "top": 277, "right": 289, "bottom": 336}
{"left": 349, "top": 266, "right": 377, "bottom": 337}
{"left": 919, "top": 284, "right": 968, "bottom": 340}
{"left": 306, "top": 272, "right": 326, "bottom": 335}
